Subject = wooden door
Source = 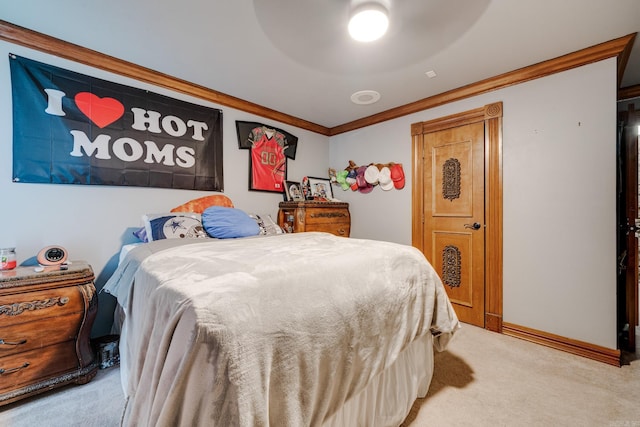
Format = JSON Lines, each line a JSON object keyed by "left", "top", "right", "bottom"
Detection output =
{"left": 423, "top": 122, "right": 485, "bottom": 326}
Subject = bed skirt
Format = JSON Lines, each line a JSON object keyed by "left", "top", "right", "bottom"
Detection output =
{"left": 322, "top": 333, "right": 433, "bottom": 427}
{"left": 117, "top": 324, "right": 433, "bottom": 427}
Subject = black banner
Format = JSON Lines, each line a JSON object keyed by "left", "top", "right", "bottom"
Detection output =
{"left": 10, "top": 55, "right": 223, "bottom": 191}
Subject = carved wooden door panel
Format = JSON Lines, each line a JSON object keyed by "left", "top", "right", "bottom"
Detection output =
{"left": 423, "top": 122, "right": 485, "bottom": 326}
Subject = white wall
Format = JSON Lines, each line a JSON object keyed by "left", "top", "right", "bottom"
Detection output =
{"left": 0, "top": 42, "right": 330, "bottom": 337}
{"left": 330, "top": 58, "right": 618, "bottom": 349}
{"left": 0, "top": 36, "right": 619, "bottom": 349}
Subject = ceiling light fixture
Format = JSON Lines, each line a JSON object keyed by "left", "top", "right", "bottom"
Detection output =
{"left": 348, "top": 2, "right": 389, "bottom": 42}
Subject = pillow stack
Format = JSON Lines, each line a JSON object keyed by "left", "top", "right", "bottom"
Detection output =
{"left": 133, "top": 206, "right": 285, "bottom": 242}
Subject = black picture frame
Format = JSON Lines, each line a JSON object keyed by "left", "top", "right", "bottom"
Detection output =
{"left": 284, "top": 180, "right": 304, "bottom": 201}
{"left": 308, "top": 177, "right": 333, "bottom": 200}
{"left": 235, "top": 121, "right": 298, "bottom": 193}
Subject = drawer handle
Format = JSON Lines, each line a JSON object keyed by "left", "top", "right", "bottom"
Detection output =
{"left": 0, "top": 338, "right": 27, "bottom": 346}
{"left": 310, "top": 212, "right": 347, "bottom": 219}
{"left": 0, "top": 362, "right": 30, "bottom": 375}
{"left": 337, "top": 229, "right": 345, "bottom": 236}
{"left": 0, "top": 296, "right": 69, "bottom": 317}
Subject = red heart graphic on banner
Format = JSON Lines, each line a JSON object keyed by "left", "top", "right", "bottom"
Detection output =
{"left": 74, "top": 92, "right": 125, "bottom": 128}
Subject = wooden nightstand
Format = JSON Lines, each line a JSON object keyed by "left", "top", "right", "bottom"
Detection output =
{"left": 0, "top": 261, "right": 98, "bottom": 406}
{"left": 278, "top": 201, "right": 351, "bottom": 237}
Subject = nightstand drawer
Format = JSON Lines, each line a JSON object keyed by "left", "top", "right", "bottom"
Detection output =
{"left": 0, "top": 341, "right": 78, "bottom": 394}
{"left": 0, "top": 312, "right": 83, "bottom": 357}
{"left": 0, "top": 286, "right": 84, "bottom": 327}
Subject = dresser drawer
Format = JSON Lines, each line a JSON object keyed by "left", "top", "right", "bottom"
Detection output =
{"left": 0, "top": 312, "right": 83, "bottom": 357}
{"left": 305, "top": 209, "right": 350, "bottom": 225}
{"left": 305, "top": 223, "right": 350, "bottom": 237}
{"left": 0, "top": 286, "right": 84, "bottom": 327}
{"left": 0, "top": 341, "right": 78, "bottom": 394}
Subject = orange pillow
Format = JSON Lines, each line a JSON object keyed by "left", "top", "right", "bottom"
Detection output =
{"left": 170, "top": 194, "right": 234, "bottom": 214}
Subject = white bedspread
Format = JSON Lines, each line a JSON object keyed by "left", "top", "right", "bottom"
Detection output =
{"left": 103, "top": 232, "right": 459, "bottom": 427}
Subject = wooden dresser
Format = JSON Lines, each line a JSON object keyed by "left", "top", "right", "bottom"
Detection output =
{"left": 0, "top": 262, "right": 98, "bottom": 406}
{"left": 278, "top": 201, "right": 351, "bottom": 237}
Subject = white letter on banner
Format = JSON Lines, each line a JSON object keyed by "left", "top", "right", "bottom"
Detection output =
{"left": 187, "top": 120, "right": 208, "bottom": 141}
{"left": 44, "top": 89, "right": 66, "bottom": 116}
{"left": 175, "top": 146, "right": 196, "bottom": 168}
{"left": 143, "top": 141, "right": 175, "bottom": 166}
{"left": 69, "top": 131, "right": 111, "bottom": 159}
{"left": 130, "top": 108, "right": 162, "bottom": 133}
{"left": 161, "top": 115, "right": 187, "bottom": 137}
{"left": 112, "top": 137, "right": 144, "bottom": 162}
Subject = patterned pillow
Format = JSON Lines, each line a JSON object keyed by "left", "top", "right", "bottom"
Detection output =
{"left": 142, "top": 212, "right": 209, "bottom": 241}
{"left": 248, "top": 213, "right": 284, "bottom": 235}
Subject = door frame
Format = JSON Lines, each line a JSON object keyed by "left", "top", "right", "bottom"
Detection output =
{"left": 618, "top": 103, "right": 640, "bottom": 351}
{"left": 412, "top": 102, "right": 503, "bottom": 332}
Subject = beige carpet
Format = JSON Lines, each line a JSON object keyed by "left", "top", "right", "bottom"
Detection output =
{"left": 2, "top": 325, "right": 638, "bottom": 426}
{"left": 0, "top": 366, "right": 123, "bottom": 427}
{"left": 402, "top": 325, "right": 640, "bottom": 427}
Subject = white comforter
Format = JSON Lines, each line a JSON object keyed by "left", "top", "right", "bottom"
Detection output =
{"left": 103, "top": 232, "right": 459, "bottom": 427}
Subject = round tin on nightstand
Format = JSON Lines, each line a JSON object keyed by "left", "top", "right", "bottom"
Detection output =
{"left": 0, "top": 248, "right": 17, "bottom": 270}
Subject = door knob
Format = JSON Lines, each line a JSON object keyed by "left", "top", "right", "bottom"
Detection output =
{"left": 464, "top": 222, "right": 481, "bottom": 230}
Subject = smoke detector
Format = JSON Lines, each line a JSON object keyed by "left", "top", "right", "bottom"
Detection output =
{"left": 350, "top": 90, "right": 381, "bottom": 105}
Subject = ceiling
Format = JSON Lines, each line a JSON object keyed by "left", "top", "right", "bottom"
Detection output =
{"left": 1, "top": 0, "right": 640, "bottom": 130}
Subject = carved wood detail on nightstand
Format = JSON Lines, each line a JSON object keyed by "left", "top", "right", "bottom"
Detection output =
{"left": 0, "top": 262, "right": 98, "bottom": 406}
{"left": 0, "top": 296, "right": 70, "bottom": 316}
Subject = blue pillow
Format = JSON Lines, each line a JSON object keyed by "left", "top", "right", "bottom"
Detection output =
{"left": 202, "top": 206, "right": 260, "bottom": 239}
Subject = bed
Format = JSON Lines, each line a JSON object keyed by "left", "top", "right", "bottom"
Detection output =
{"left": 103, "top": 197, "right": 460, "bottom": 427}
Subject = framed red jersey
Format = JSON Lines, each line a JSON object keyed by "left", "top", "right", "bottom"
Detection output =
{"left": 236, "top": 121, "right": 298, "bottom": 193}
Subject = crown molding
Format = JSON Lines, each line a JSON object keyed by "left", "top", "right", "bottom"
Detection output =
{"left": 0, "top": 20, "right": 635, "bottom": 136}
{"left": 0, "top": 20, "right": 330, "bottom": 136}
{"left": 330, "top": 33, "right": 637, "bottom": 135}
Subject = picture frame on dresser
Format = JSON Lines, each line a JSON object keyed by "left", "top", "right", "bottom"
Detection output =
{"left": 308, "top": 177, "right": 333, "bottom": 200}
{"left": 284, "top": 180, "right": 304, "bottom": 202}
